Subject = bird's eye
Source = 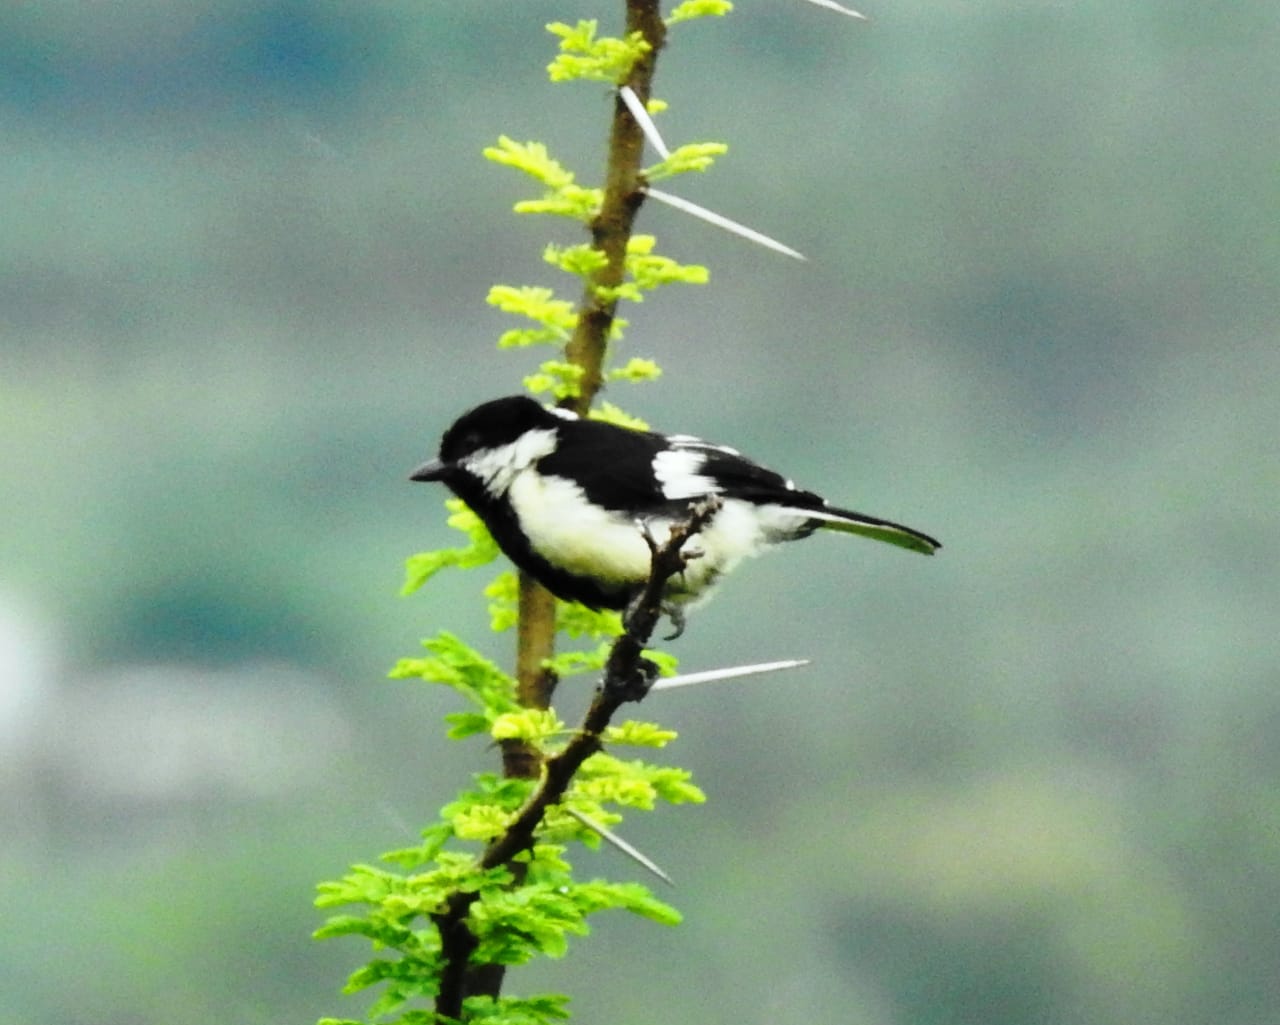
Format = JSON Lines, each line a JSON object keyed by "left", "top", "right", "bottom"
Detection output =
{"left": 449, "top": 430, "right": 486, "bottom": 458}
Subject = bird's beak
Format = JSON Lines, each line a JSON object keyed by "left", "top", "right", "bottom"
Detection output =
{"left": 409, "top": 458, "right": 449, "bottom": 482}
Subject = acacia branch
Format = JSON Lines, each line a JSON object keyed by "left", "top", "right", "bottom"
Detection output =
{"left": 492, "top": 500, "right": 718, "bottom": 866}
{"left": 514, "top": 0, "right": 667, "bottom": 753}
{"left": 474, "top": 2, "right": 670, "bottom": 1013}
{"left": 502, "top": 572, "right": 559, "bottom": 779}
{"left": 562, "top": 0, "right": 667, "bottom": 415}
{"left": 434, "top": 498, "right": 718, "bottom": 1022}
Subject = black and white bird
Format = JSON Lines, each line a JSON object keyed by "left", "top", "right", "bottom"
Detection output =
{"left": 411, "top": 395, "right": 939, "bottom": 632}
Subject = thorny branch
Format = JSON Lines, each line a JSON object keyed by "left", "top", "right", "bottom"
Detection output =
{"left": 472, "top": 2, "right": 670, "bottom": 1011}
{"left": 433, "top": 497, "right": 721, "bottom": 1021}
{"left": 515, "top": 0, "right": 668, "bottom": 722}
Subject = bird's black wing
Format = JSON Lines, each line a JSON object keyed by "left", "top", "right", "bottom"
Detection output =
{"left": 678, "top": 438, "right": 825, "bottom": 506}
{"left": 536, "top": 417, "right": 677, "bottom": 513}
{"left": 538, "top": 419, "right": 941, "bottom": 554}
{"left": 691, "top": 441, "right": 941, "bottom": 555}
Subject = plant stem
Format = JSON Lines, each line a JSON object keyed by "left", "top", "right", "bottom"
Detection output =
{"left": 514, "top": 0, "right": 668, "bottom": 728}
{"left": 435, "top": 498, "right": 716, "bottom": 1022}
{"left": 562, "top": 0, "right": 667, "bottom": 414}
{"left": 463, "top": 3, "right": 672, "bottom": 1016}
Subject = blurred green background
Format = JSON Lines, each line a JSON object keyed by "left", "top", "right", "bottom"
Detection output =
{"left": 3, "top": 2, "right": 1279, "bottom": 1023}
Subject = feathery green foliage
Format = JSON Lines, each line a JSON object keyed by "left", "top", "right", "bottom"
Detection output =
{"left": 317, "top": 8, "right": 727, "bottom": 1024}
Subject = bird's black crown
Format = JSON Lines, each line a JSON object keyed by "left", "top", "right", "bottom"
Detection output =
{"left": 437, "top": 395, "right": 563, "bottom": 464}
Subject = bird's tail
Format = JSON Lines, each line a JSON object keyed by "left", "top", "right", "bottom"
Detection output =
{"left": 806, "top": 506, "right": 941, "bottom": 555}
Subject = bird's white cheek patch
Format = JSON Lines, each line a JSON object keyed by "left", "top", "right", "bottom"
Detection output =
{"left": 507, "top": 472, "right": 654, "bottom": 585}
{"left": 464, "top": 429, "right": 558, "bottom": 497}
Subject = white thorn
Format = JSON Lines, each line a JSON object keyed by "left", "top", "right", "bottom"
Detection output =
{"left": 619, "top": 85, "right": 671, "bottom": 159}
{"left": 651, "top": 658, "right": 812, "bottom": 692}
{"left": 798, "top": 0, "right": 869, "bottom": 19}
{"left": 644, "top": 187, "right": 807, "bottom": 261}
{"left": 566, "top": 807, "right": 674, "bottom": 886}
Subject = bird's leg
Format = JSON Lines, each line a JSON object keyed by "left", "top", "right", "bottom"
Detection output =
{"left": 630, "top": 516, "right": 700, "bottom": 640}
{"left": 629, "top": 518, "right": 668, "bottom": 632}
{"left": 605, "top": 653, "right": 663, "bottom": 703}
{"left": 605, "top": 498, "right": 723, "bottom": 702}
{"left": 634, "top": 516, "right": 661, "bottom": 558}
{"left": 661, "top": 602, "right": 687, "bottom": 641}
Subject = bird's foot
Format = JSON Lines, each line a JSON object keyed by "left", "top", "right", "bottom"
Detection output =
{"left": 661, "top": 602, "right": 687, "bottom": 641}
{"left": 622, "top": 590, "right": 686, "bottom": 642}
{"left": 604, "top": 655, "right": 661, "bottom": 703}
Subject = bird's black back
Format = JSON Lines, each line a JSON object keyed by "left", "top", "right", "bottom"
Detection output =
{"left": 538, "top": 417, "right": 672, "bottom": 511}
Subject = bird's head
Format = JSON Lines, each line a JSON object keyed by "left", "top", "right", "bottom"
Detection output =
{"left": 410, "top": 395, "right": 574, "bottom": 496}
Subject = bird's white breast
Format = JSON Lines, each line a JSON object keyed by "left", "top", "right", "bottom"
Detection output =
{"left": 507, "top": 470, "right": 655, "bottom": 586}
{"left": 507, "top": 463, "right": 813, "bottom": 606}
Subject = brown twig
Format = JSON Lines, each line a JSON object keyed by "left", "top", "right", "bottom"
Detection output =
{"left": 502, "top": 572, "right": 559, "bottom": 780}
{"left": 512, "top": 0, "right": 667, "bottom": 739}
{"left": 470, "top": 2, "right": 669, "bottom": 1015}
{"left": 433, "top": 497, "right": 718, "bottom": 1021}
{"left": 562, "top": 0, "right": 667, "bottom": 416}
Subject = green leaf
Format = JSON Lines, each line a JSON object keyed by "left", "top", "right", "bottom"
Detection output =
{"left": 524, "top": 842, "right": 575, "bottom": 877}
{"left": 315, "top": 863, "right": 397, "bottom": 908}
{"left": 401, "top": 499, "right": 499, "bottom": 594}
{"left": 483, "top": 140, "right": 602, "bottom": 221}
{"left": 469, "top": 883, "right": 591, "bottom": 964}
{"left": 575, "top": 753, "right": 706, "bottom": 809}
{"left": 607, "top": 356, "right": 663, "bottom": 383}
{"left": 483, "top": 136, "right": 575, "bottom": 190}
{"left": 643, "top": 647, "right": 681, "bottom": 677}
{"left": 555, "top": 602, "right": 624, "bottom": 639}
{"left": 512, "top": 186, "right": 603, "bottom": 221}
{"left": 487, "top": 285, "right": 578, "bottom": 345}
{"left": 443, "top": 710, "right": 493, "bottom": 740}
{"left": 592, "top": 281, "right": 644, "bottom": 304}
{"left": 603, "top": 720, "right": 679, "bottom": 748}
{"left": 399, "top": 542, "right": 498, "bottom": 594}
{"left": 546, "top": 21, "right": 651, "bottom": 84}
{"left": 483, "top": 571, "right": 520, "bottom": 633}
{"left": 667, "top": 0, "right": 734, "bottom": 25}
{"left": 450, "top": 803, "right": 514, "bottom": 842}
{"left": 312, "top": 913, "right": 384, "bottom": 941}
{"left": 540, "top": 803, "right": 621, "bottom": 846}
{"left": 588, "top": 402, "right": 650, "bottom": 432}
{"left": 544, "top": 242, "right": 609, "bottom": 278}
{"left": 623, "top": 235, "right": 711, "bottom": 290}
{"left": 579, "top": 880, "right": 683, "bottom": 925}
{"left": 523, "top": 360, "right": 585, "bottom": 400}
{"left": 389, "top": 632, "right": 518, "bottom": 716}
{"left": 545, "top": 641, "right": 610, "bottom": 679}
{"left": 644, "top": 141, "right": 729, "bottom": 181}
{"left": 441, "top": 775, "right": 536, "bottom": 824}
{"left": 342, "top": 957, "right": 422, "bottom": 996}
{"left": 462, "top": 993, "right": 572, "bottom": 1025}
{"left": 381, "top": 823, "right": 453, "bottom": 870}
{"left": 491, "top": 708, "right": 566, "bottom": 744}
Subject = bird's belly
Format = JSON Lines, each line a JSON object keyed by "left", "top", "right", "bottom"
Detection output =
{"left": 508, "top": 472, "right": 654, "bottom": 587}
{"left": 507, "top": 474, "right": 801, "bottom": 607}
{"left": 671, "top": 499, "right": 789, "bottom": 603}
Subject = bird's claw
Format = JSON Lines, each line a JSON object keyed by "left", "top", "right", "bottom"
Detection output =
{"left": 605, "top": 655, "right": 661, "bottom": 703}
{"left": 636, "top": 517, "right": 660, "bottom": 555}
{"left": 623, "top": 591, "right": 686, "bottom": 642}
{"left": 662, "top": 603, "right": 686, "bottom": 641}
